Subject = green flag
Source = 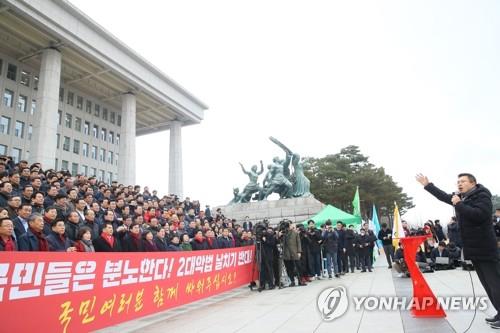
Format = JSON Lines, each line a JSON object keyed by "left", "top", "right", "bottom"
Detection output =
{"left": 352, "top": 186, "right": 361, "bottom": 217}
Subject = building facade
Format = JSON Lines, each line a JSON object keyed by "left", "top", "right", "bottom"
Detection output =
{"left": 0, "top": 0, "right": 207, "bottom": 197}
{"left": 0, "top": 52, "right": 122, "bottom": 183}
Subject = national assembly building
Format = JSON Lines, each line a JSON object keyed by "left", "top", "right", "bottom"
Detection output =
{"left": 0, "top": 0, "right": 207, "bottom": 197}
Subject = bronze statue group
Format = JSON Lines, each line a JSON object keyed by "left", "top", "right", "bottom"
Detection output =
{"left": 230, "top": 137, "right": 311, "bottom": 204}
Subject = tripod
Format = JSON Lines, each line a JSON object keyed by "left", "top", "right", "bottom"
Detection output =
{"left": 249, "top": 240, "right": 263, "bottom": 291}
{"left": 276, "top": 242, "right": 290, "bottom": 288}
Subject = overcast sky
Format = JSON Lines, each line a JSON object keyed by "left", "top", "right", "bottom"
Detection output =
{"left": 71, "top": 0, "right": 500, "bottom": 225}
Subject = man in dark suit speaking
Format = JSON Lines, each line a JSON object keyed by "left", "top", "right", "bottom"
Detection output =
{"left": 416, "top": 173, "right": 500, "bottom": 328}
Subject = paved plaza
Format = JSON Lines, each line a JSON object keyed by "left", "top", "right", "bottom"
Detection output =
{"left": 97, "top": 258, "right": 496, "bottom": 333}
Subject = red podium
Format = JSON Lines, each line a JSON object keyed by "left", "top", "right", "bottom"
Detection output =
{"left": 400, "top": 235, "right": 446, "bottom": 317}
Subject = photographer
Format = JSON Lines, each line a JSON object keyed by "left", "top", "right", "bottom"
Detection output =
{"left": 259, "top": 225, "right": 276, "bottom": 291}
{"left": 307, "top": 220, "right": 322, "bottom": 279}
{"left": 297, "top": 224, "right": 312, "bottom": 283}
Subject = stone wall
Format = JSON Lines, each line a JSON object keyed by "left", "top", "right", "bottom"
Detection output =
{"left": 216, "top": 197, "right": 324, "bottom": 226}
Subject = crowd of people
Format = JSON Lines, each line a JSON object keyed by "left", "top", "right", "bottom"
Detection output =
{"left": 0, "top": 158, "right": 256, "bottom": 253}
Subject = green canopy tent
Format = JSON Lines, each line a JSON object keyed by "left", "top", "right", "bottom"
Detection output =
{"left": 302, "top": 204, "right": 362, "bottom": 227}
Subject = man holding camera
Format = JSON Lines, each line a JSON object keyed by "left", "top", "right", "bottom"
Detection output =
{"left": 417, "top": 173, "right": 500, "bottom": 328}
{"left": 307, "top": 220, "right": 322, "bottom": 279}
{"left": 258, "top": 225, "right": 276, "bottom": 291}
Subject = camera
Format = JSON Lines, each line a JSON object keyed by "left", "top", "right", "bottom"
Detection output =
{"left": 411, "top": 227, "right": 426, "bottom": 236}
{"left": 296, "top": 223, "right": 306, "bottom": 234}
{"left": 253, "top": 221, "right": 268, "bottom": 242}
{"left": 278, "top": 219, "right": 292, "bottom": 237}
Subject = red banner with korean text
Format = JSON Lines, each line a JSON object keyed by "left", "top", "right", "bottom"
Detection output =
{"left": 0, "top": 246, "right": 255, "bottom": 333}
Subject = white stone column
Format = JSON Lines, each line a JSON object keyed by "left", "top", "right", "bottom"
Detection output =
{"left": 168, "top": 120, "right": 183, "bottom": 197}
{"left": 118, "top": 93, "right": 136, "bottom": 185}
{"left": 30, "top": 48, "right": 61, "bottom": 168}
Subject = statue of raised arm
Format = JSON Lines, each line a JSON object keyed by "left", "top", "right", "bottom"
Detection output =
{"left": 237, "top": 161, "right": 264, "bottom": 203}
{"left": 270, "top": 137, "right": 292, "bottom": 179}
{"left": 239, "top": 162, "right": 248, "bottom": 175}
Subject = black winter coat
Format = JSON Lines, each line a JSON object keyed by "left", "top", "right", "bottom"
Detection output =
{"left": 154, "top": 237, "right": 169, "bottom": 251}
{"left": 262, "top": 233, "right": 277, "bottom": 256}
{"left": 356, "top": 234, "right": 371, "bottom": 256}
{"left": 122, "top": 234, "right": 144, "bottom": 252}
{"left": 0, "top": 191, "right": 9, "bottom": 208}
{"left": 46, "top": 232, "right": 74, "bottom": 252}
{"left": 430, "top": 248, "right": 449, "bottom": 262}
{"left": 377, "top": 228, "right": 393, "bottom": 246}
{"left": 434, "top": 224, "right": 447, "bottom": 241}
{"left": 336, "top": 229, "right": 345, "bottom": 250}
{"left": 65, "top": 221, "right": 81, "bottom": 241}
{"left": 218, "top": 236, "right": 233, "bottom": 249}
{"left": 93, "top": 235, "right": 122, "bottom": 252}
{"left": 425, "top": 183, "right": 497, "bottom": 261}
{"left": 306, "top": 228, "right": 322, "bottom": 254}
{"left": 322, "top": 230, "right": 339, "bottom": 253}
{"left": 191, "top": 238, "right": 209, "bottom": 251}
{"left": 446, "top": 222, "right": 462, "bottom": 248}
{"left": 344, "top": 229, "right": 356, "bottom": 255}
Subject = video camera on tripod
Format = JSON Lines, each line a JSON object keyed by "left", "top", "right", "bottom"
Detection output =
{"left": 253, "top": 219, "right": 269, "bottom": 243}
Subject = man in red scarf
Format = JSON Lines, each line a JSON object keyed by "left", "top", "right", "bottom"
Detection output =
{"left": 123, "top": 223, "right": 144, "bottom": 252}
{"left": 0, "top": 218, "right": 17, "bottom": 251}
{"left": 18, "top": 214, "right": 49, "bottom": 251}
{"left": 206, "top": 230, "right": 219, "bottom": 249}
{"left": 192, "top": 230, "right": 209, "bottom": 251}
{"left": 93, "top": 221, "right": 121, "bottom": 252}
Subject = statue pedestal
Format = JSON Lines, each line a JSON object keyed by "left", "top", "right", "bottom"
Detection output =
{"left": 216, "top": 197, "right": 324, "bottom": 225}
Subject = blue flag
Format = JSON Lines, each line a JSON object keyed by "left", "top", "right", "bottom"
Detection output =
{"left": 372, "top": 204, "right": 382, "bottom": 248}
